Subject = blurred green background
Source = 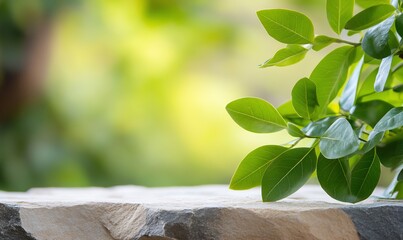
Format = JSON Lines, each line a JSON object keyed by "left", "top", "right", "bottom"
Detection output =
{"left": 0, "top": 0, "right": 342, "bottom": 191}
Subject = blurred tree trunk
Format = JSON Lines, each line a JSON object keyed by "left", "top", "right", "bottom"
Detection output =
{"left": 0, "top": 20, "right": 52, "bottom": 121}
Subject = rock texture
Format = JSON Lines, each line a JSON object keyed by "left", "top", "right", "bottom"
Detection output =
{"left": 0, "top": 185, "right": 401, "bottom": 240}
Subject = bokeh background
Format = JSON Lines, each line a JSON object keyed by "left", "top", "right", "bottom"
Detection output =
{"left": 0, "top": 0, "right": 365, "bottom": 191}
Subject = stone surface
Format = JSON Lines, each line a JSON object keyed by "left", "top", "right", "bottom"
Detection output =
{"left": 0, "top": 185, "right": 401, "bottom": 240}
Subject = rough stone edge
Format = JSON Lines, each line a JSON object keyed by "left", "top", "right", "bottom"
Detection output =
{"left": 342, "top": 203, "right": 403, "bottom": 240}
{"left": 1, "top": 200, "right": 402, "bottom": 240}
{"left": 138, "top": 207, "right": 221, "bottom": 240}
{"left": 0, "top": 203, "right": 36, "bottom": 240}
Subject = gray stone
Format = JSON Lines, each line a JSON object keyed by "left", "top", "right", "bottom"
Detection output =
{"left": 342, "top": 204, "right": 403, "bottom": 240}
{"left": 0, "top": 204, "right": 35, "bottom": 240}
{"left": 0, "top": 185, "right": 401, "bottom": 240}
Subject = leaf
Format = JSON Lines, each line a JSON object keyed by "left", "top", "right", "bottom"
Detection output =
{"left": 287, "top": 122, "right": 305, "bottom": 137}
{"left": 356, "top": 0, "right": 389, "bottom": 8}
{"left": 361, "top": 131, "right": 385, "bottom": 153}
{"left": 302, "top": 116, "right": 339, "bottom": 137}
{"left": 398, "top": 169, "right": 403, "bottom": 182}
{"left": 374, "top": 55, "right": 393, "bottom": 92}
{"left": 230, "top": 145, "right": 288, "bottom": 190}
{"left": 392, "top": 181, "right": 403, "bottom": 198}
{"left": 377, "top": 140, "right": 403, "bottom": 168}
{"left": 261, "top": 147, "right": 317, "bottom": 201}
{"left": 357, "top": 68, "right": 379, "bottom": 99}
{"left": 277, "top": 101, "right": 296, "bottom": 117}
{"left": 226, "top": 98, "right": 287, "bottom": 133}
{"left": 350, "top": 149, "right": 381, "bottom": 201}
{"left": 317, "top": 155, "right": 355, "bottom": 202}
{"left": 393, "top": 84, "right": 403, "bottom": 92}
{"left": 277, "top": 101, "right": 310, "bottom": 126}
{"left": 312, "top": 35, "right": 337, "bottom": 51}
{"left": 320, "top": 118, "right": 360, "bottom": 159}
{"left": 373, "top": 107, "right": 403, "bottom": 132}
{"left": 362, "top": 16, "right": 395, "bottom": 59}
{"left": 387, "top": 31, "right": 400, "bottom": 52}
{"left": 291, "top": 78, "right": 318, "bottom": 119}
{"left": 318, "top": 149, "right": 380, "bottom": 203}
{"left": 310, "top": 46, "right": 354, "bottom": 115}
{"left": 326, "top": 0, "right": 354, "bottom": 34}
{"left": 257, "top": 9, "right": 314, "bottom": 44}
{"left": 350, "top": 100, "right": 394, "bottom": 127}
{"left": 358, "top": 88, "right": 403, "bottom": 106}
{"left": 340, "top": 56, "right": 365, "bottom": 111}
{"left": 347, "top": 30, "right": 361, "bottom": 36}
{"left": 356, "top": 66, "right": 401, "bottom": 106}
{"left": 344, "top": 4, "right": 396, "bottom": 31}
{"left": 395, "top": 14, "right": 403, "bottom": 38}
{"left": 260, "top": 45, "right": 308, "bottom": 68}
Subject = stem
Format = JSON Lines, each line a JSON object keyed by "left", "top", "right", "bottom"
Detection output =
{"left": 310, "top": 139, "right": 320, "bottom": 148}
{"left": 287, "top": 137, "right": 304, "bottom": 148}
{"left": 359, "top": 137, "right": 367, "bottom": 143}
{"left": 334, "top": 38, "right": 361, "bottom": 47}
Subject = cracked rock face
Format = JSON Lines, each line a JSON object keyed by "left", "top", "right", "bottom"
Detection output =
{"left": 0, "top": 185, "right": 402, "bottom": 240}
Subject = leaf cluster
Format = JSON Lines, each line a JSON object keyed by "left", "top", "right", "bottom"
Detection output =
{"left": 227, "top": 0, "right": 403, "bottom": 202}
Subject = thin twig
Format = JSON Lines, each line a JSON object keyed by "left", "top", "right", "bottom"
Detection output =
{"left": 334, "top": 38, "right": 361, "bottom": 47}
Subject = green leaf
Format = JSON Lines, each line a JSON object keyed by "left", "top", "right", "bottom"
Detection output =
{"left": 347, "top": 30, "right": 361, "bottom": 36}
{"left": 356, "top": 66, "right": 401, "bottom": 106}
{"left": 392, "top": 181, "right": 403, "bottom": 198}
{"left": 373, "top": 107, "right": 403, "bottom": 132}
{"left": 226, "top": 98, "right": 287, "bottom": 133}
{"left": 345, "top": 4, "right": 396, "bottom": 31}
{"left": 317, "top": 155, "right": 355, "bottom": 202}
{"left": 277, "top": 101, "right": 296, "bottom": 116}
{"left": 318, "top": 149, "right": 381, "bottom": 203}
{"left": 340, "top": 56, "right": 365, "bottom": 111}
{"left": 261, "top": 147, "right": 317, "bottom": 201}
{"left": 357, "top": 68, "right": 379, "bottom": 99}
{"left": 393, "top": 84, "right": 403, "bottom": 92}
{"left": 260, "top": 45, "right": 308, "bottom": 68}
{"left": 361, "top": 131, "right": 385, "bottom": 153}
{"left": 359, "top": 91, "right": 403, "bottom": 107}
{"left": 350, "top": 100, "right": 394, "bottom": 127}
{"left": 310, "top": 46, "right": 354, "bottom": 115}
{"left": 320, "top": 118, "right": 360, "bottom": 159}
{"left": 277, "top": 101, "right": 310, "bottom": 126}
{"left": 326, "top": 0, "right": 354, "bottom": 34}
{"left": 374, "top": 55, "right": 393, "bottom": 92}
{"left": 291, "top": 78, "right": 318, "bottom": 120}
{"left": 395, "top": 14, "right": 403, "bottom": 38}
{"left": 388, "top": 31, "right": 400, "bottom": 52}
{"left": 350, "top": 149, "right": 381, "bottom": 201}
{"left": 287, "top": 122, "right": 305, "bottom": 137}
{"left": 257, "top": 9, "right": 314, "bottom": 44}
{"left": 356, "top": 0, "right": 389, "bottom": 8}
{"left": 377, "top": 140, "right": 403, "bottom": 168}
{"left": 230, "top": 145, "right": 288, "bottom": 190}
{"left": 398, "top": 169, "right": 403, "bottom": 182}
{"left": 302, "top": 116, "right": 339, "bottom": 137}
{"left": 362, "top": 16, "right": 395, "bottom": 59}
{"left": 312, "top": 35, "right": 337, "bottom": 51}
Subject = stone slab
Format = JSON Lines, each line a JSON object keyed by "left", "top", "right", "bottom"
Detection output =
{"left": 0, "top": 185, "right": 401, "bottom": 240}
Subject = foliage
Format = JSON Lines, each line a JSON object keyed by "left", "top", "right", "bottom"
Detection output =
{"left": 227, "top": 0, "right": 403, "bottom": 203}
